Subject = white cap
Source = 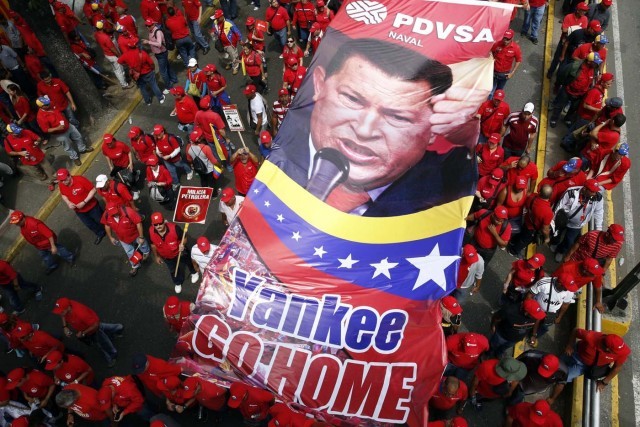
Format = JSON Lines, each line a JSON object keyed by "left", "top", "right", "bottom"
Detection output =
{"left": 188, "top": 58, "right": 198, "bottom": 67}
{"left": 95, "top": 174, "right": 108, "bottom": 188}
{"left": 523, "top": 102, "right": 535, "bottom": 113}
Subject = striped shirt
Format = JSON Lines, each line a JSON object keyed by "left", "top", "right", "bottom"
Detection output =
{"left": 503, "top": 112, "right": 539, "bottom": 151}
{"left": 569, "top": 230, "right": 622, "bottom": 262}
{"left": 272, "top": 100, "right": 290, "bottom": 127}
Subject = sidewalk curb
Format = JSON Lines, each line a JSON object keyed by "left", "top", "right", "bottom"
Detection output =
{"left": 3, "top": 93, "right": 141, "bottom": 262}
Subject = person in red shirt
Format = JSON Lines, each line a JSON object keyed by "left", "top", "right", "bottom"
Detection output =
{"left": 473, "top": 168, "right": 505, "bottom": 212}
{"left": 245, "top": 17, "right": 265, "bottom": 55}
{"left": 153, "top": 124, "right": 193, "bottom": 186}
{"left": 507, "top": 184, "right": 554, "bottom": 256}
{"left": 469, "top": 357, "right": 526, "bottom": 409}
{"left": 183, "top": 0, "right": 210, "bottom": 53}
{"left": 281, "top": 37, "right": 304, "bottom": 70}
{"left": 101, "top": 204, "right": 150, "bottom": 276}
{"left": 265, "top": 0, "right": 291, "bottom": 48}
{"left": 428, "top": 376, "right": 468, "bottom": 420}
{"left": 182, "top": 376, "right": 226, "bottom": 422}
{"left": 500, "top": 155, "right": 538, "bottom": 194}
{"left": 185, "top": 128, "right": 221, "bottom": 189}
{"left": 9, "top": 210, "right": 75, "bottom": 274}
{"left": 117, "top": 29, "right": 140, "bottom": 56}
{"left": 166, "top": 7, "right": 196, "bottom": 68}
{"left": 45, "top": 350, "right": 94, "bottom": 386}
{"left": 12, "top": 322, "right": 64, "bottom": 361}
{"left": 303, "top": 22, "right": 324, "bottom": 58}
{"left": 466, "top": 206, "right": 512, "bottom": 264}
{"left": 291, "top": 0, "right": 316, "bottom": 48}
{"left": 505, "top": 399, "right": 563, "bottom": 427}
{"left": 588, "top": 142, "right": 630, "bottom": 190}
{"left": 52, "top": 297, "right": 124, "bottom": 367}
{"left": 99, "top": 375, "right": 153, "bottom": 422}
{"left": 547, "top": 4, "right": 590, "bottom": 77}
{"left": 475, "top": 133, "right": 505, "bottom": 177}
{"left": 537, "top": 157, "right": 587, "bottom": 204}
{"left": 194, "top": 94, "right": 228, "bottom": 154}
{"left": 445, "top": 332, "right": 490, "bottom": 379}
{"left": 502, "top": 103, "right": 539, "bottom": 158}
{"left": 231, "top": 147, "right": 259, "bottom": 196}
{"left": 201, "top": 64, "right": 231, "bottom": 115}
{"left": 36, "top": 71, "right": 79, "bottom": 127}
{"left": 496, "top": 176, "right": 527, "bottom": 226}
{"left": 24, "top": 47, "right": 46, "bottom": 82}
{"left": 56, "top": 384, "right": 108, "bottom": 424}
{"left": 157, "top": 376, "right": 194, "bottom": 413}
{"left": 501, "top": 253, "right": 545, "bottom": 305}
{"left": 145, "top": 156, "right": 175, "bottom": 203}
{"left": 102, "top": 133, "right": 134, "bottom": 176}
{"left": 6, "top": 368, "right": 56, "bottom": 413}
{"left": 163, "top": 296, "right": 193, "bottom": 334}
{"left": 314, "top": 0, "right": 334, "bottom": 31}
{"left": 475, "top": 89, "right": 510, "bottom": 143}
{"left": 7, "top": 83, "right": 44, "bottom": 138}
{"left": 227, "top": 382, "right": 274, "bottom": 423}
{"left": 149, "top": 212, "right": 197, "bottom": 294}
{"left": 572, "top": 33, "right": 608, "bottom": 70}
{"left": 587, "top": 114, "right": 625, "bottom": 156}
{"left": 282, "top": 56, "right": 307, "bottom": 96}
{"left": 140, "top": 0, "right": 163, "bottom": 23}
{"left": 169, "top": 86, "right": 198, "bottom": 133}
{"left": 96, "top": 174, "right": 137, "bottom": 211}
{"left": 118, "top": 43, "right": 165, "bottom": 105}
{"left": 129, "top": 126, "right": 156, "bottom": 164}
{"left": 94, "top": 21, "right": 130, "bottom": 89}
{"left": 241, "top": 42, "right": 267, "bottom": 93}
{"left": 131, "top": 353, "right": 182, "bottom": 397}
{"left": 4, "top": 123, "right": 54, "bottom": 182}
{"left": 0, "top": 259, "right": 42, "bottom": 314}
{"left": 553, "top": 258, "right": 605, "bottom": 312}
{"left": 57, "top": 168, "right": 106, "bottom": 244}
{"left": 36, "top": 97, "right": 90, "bottom": 165}
{"left": 490, "top": 29, "right": 522, "bottom": 99}
{"left": 562, "top": 328, "right": 630, "bottom": 390}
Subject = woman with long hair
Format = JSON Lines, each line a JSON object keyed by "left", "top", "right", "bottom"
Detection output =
{"left": 7, "top": 84, "right": 46, "bottom": 140}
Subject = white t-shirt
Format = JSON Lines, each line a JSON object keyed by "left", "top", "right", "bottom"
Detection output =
{"left": 219, "top": 195, "right": 245, "bottom": 223}
{"left": 249, "top": 94, "right": 268, "bottom": 129}
{"left": 191, "top": 245, "right": 217, "bottom": 271}
{"left": 529, "top": 277, "right": 575, "bottom": 314}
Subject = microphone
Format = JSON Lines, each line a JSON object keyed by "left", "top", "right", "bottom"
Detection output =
{"left": 305, "top": 148, "right": 350, "bottom": 202}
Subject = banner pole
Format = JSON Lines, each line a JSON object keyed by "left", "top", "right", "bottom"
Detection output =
{"left": 174, "top": 223, "right": 189, "bottom": 277}
{"left": 236, "top": 131, "right": 248, "bottom": 149}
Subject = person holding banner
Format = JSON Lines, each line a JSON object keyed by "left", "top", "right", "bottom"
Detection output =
{"left": 219, "top": 187, "right": 244, "bottom": 227}
{"left": 149, "top": 212, "right": 197, "bottom": 294}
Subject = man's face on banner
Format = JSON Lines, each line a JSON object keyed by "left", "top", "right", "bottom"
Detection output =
{"left": 311, "top": 55, "right": 435, "bottom": 192}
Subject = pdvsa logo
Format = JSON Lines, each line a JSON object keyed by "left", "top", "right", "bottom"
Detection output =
{"left": 345, "top": 1, "right": 388, "bottom": 25}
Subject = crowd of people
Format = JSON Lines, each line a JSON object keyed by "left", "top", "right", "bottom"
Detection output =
{"left": 0, "top": 0, "right": 633, "bottom": 426}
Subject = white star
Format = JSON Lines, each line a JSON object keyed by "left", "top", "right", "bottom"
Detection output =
{"left": 276, "top": 214, "right": 284, "bottom": 223}
{"left": 264, "top": 200, "right": 271, "bottom": 208}
{"left": 291, "top": 231, "right": 301, "bottom": 242}
{"left": 405, "top": 244, "right": 459, "bottom": 291}
{"left": 338, "top": 254, "right": 359, "bottom": 269}
{"left": 313, "top": 246, "right": 327, "bottom": 258}
{"left": 370, "top": 257, "right": 399, "bottom": 279}
{"left": 253, "top": 188, "right": 260, "bottom": 194}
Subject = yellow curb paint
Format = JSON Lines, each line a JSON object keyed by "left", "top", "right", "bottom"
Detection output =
{"left": 612, "top": 376, "right": 619, "bottom": 427}
{"left": 3, "top": 93, "right": 141, "bottom": 262}
{"left": 572, "top": 289, "right": 587, "bottom": 426}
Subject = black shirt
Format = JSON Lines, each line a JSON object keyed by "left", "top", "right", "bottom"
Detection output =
{"left": 517, "top": 350, "right": 568, "bottom": 394}
{"left": 495, "top": 302, "right": 536, "bottom": 341}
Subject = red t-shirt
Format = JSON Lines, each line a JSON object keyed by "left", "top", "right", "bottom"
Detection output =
{"left": 59, "top": 176, "right": 98, "bottom": 213}
{"left": 508, "top": 402, "right": 563, "bottom": 427}
{"left": 522, "top": 194, "right": 554, "bottom": 231}
{"left": 477, "top": 99, "right": 510, "bottom": 137}
{"left": 118, "top": 49, "right": 155, "bottom": 76}
{"left": 567, "top": 65, "right": 595, "bottom": 97}
{"left": 265, "top": 6, "right": 289, "bottom": 31}
{"left": 596, "top": 126, "right": 621, "bottom": 153}
{"left": 491, "top": 40, "right": 522, "bottom": 73}
{"left": 562, "top": 13, "right": 587, "bottom": 31}
{"left": 248, "top": 28, "right": 265, "bottom": 52}
{"left": 37, "top": 108, "right": 69, "bottom": 134}
{"left": 117, "top": 33, "right": 139, "bottom": 56}
{"left": 149, "top": 222, "right": 182, "bottom": 259}
{"left": 19, "top": 370, "right": 54, "bottom": 400}
{"left": 94, "top": 30, "right": 119, "bottom": 57}
{"left": 577, "top": 86, "right": 605, "bottom": 121}
{"left": 510, "top": 259, "right": 537, "bottom": 288}
{"left": 0, "top": 260, "right": 17, "bottom": 285}
{"left": 65, "top": 384, "right": 107, "bottom": 421}
{"left": 98, "top": 181, "right": 134, "bottom": 208}
{"left": 103, "top": 376, "right": 145, "bottom": 414}
{"left": 243, "top": 51, "right": 263, "bottom": 77}
{"left": 475, "top": 359, "right": 507, "bottom": 399}
{"left": 476, "top": 143, "right": 505, "bottom": 177}
{"left": 23, "top": 331, "right": 64, "bottom": 358}
{"left": 24, "top": 54, "right": 44, "bottom": 81}
{"left": 20, "top": 216, "right": 55, "bottom": 250}
{"left": 595, "top": 155, "right": 630, "bottom": 190}
{"left": 502, "top": 157, "right": 539, "bottom": 187}
{"left": 446, "top": 333, "right": 489, "bottom": 370}
{"left": 429, "top": 378, "right": 468, "bottom": 411}
{"left": 473, "top": 209, "right": 512, "bottom": 249}
{"left": 101, "top": 206, "right": 142, "bottom": 244}
{"left": 553, "top": 261, "right": 602, "bottom": 289}
{"left": 13, "top": 96, "right": 37, "bottom": 122}
{"left": 233, "top": 158, "right": 258, "bottom": 195}
{"left": 64, "top": 301, "right": 100, "bottom": 332}
{"left": 292, "top": 2, "right": 316, "bottom": 28}
{"left": 282, "top": 45, "right": 303, "bottom": 66}
{"left": 102, "top": 141, "right": 131, "bottom": 169}
{"left": 54, "top": 355, "right": 94, "bottom": 385}
{"left": 146, "top": 165, "right": 174, "bottom": 185}
{"left": 5, "top": 130, "right": 44, "bottom": 166}
{"left": 503, "top": 113, "right": 539, "bottom": 151}
{"left": 131, "top": 134, "right": 156, "bottom": 161}
{"left": 137, "top": 356, "right": 182, "bottom": 397}
{"left": 165, "top": 11, "right": 190, "bottom": 40}
{"left": 573, "top": 43, "right": 607, "bottom": 62}
{"left": 575, "top": 329, "right": 630, "bottom": 366}
{"left": 237, "top": 387, "right": 274, "bottom": 421}
{"left": 164, "top": 301, "right": 191, "bottom": 333}
{"left": 140, "top": 0, "right": 162, "bottom": 22}
{"left": 195, "top": 379, "right": 227, "bottom": 410}
{"left": 37, "top": 78, "right": 70, "bottom": 111}
{"left": 175, "top": 96, "right": 198, "bottom": 125}
{"left": 182, "top": 0, "right": 201, "bottom": 21}
{"left": 155, "top": 134, "right": 182, "bottom": 163}
{"left": 194, "top": 110, "right": 226, "bottom": 142}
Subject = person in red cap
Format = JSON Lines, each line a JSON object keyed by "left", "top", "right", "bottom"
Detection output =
{"left": 201, "top": 63, "right": 232, "bottom": 116}
{"left": 146, "top": 155, "right": 175, "bottom": 203}
{"left": 140, "top": 0, "right": 163, "bottom": 23}
{"left": 44, "top": 350, "right": 94, "bottom": 386}
{"left": 428, "top": 376, "right": 468, "bottom": 420}
{"left": 562, "top": 328, "right": 630, "bottom": 390}
{"left": 190, "top": 236, "right": 217, "bottom": 282}
{"left": 489, "top": 29, "right": 522, "bottom": 99}
{"left": 185, "top": 127, "right": 221, "bottom": 189}
{"left": 210, "top": 9, "right": 242, "bottom": 74}
{"left": 587, "top": 0, "right": 612, "bottom": 31}
{"left": 526, "top": 272, "right": 578, "bottom": 343}
{"left": 129, "top": 126, "right": 157, "bottom": 164}
{"left": 9, "top": 210, "right": 76, "bottom": 274}
{"left": 230, "top": 147, "right": 259, "bottom": 196}
{"left": 314, "top": 0, "right": 334, "bottom": 31}
{"left": 475, "top": 133, "right": 505, "bottom": 177}
{"left": 514, "top": 351, "right": 568, "bottom": 405}
{"left": 505, "top": 399, "right": 563, "bottom": 427}
{"left": 303, "top": 22, "right": 324, "bottom": 57}
{"left": 101, "top": 203, "right": 150, "bottom": 276}
{"left": 282, "top": 56, "right": 307, "bottom": 96}
{"left": 509, "top": 184, "right": 554, "bottom": 258}
{"left": 496, "top": 175, "right": 528, "bottom": 229}
{"left": 96, "top": 174, "right": 138, "bottom": 210}
{"left": 57, "top": 168, "right": 107, "bottom": 245}
{"left": 36, "top": 96, "right": 89, "bottom": 166}
{"left": 157, "top": 376, "right": 194, "bottom": 413}
{"left": 4, "top": 123, "right": 55, "bottom": 182}
{"left": 6, "top": 367, "right": 56, "bottom": 411}
{"left": 268, "top": 402, "right": 314, "bottom": 427}
{"left": 489, "top": 298, "right": 545, "bottom": 358}
{"left": 469, "top": 357, "right": 526, "bottom": 410}
{"left": 0, "top": 258, "right": 42, "bottom": 314}
{"left": 182, "top": 377, "right": 227, "bottom": 421}
{"left": 440, "top": 295, "right": 463, "bottom": 336}
{"left": 271, "top": 88, "right": 291, "bottom": 135}
{"left": 117, "top": 42, "right": 166, "bottom": 106}
{"left": 100, "top": 374, "right": 154, "bottom": 422}
{"left": 227, "top": 381, "right": 274, "bottom": 425}
{"left": 265, "top": 0, "right": 291, "bottom": 48}
{"left": 565, "top": 224, "right": 624, "bottom": 270}
{"left": 552, "top": 179, "right": 604, "bottom": 261}
{"left": 149, "top": 212, "right": 197, "bottom": 293}
{"left": 465, "top": 205, "right": 512, "bottom": 264}
{"left": 244, "top": 84, "right": 269, "bottom": 137}
{"left": 182, "top": 0, "right": 210, "bottom": 54}
{"left": 52, "top": 297, "right": 124, "bottom": 367}
{"left": 547, "top": 6, "right": 593, "bottom": 78}
{"left": 257, "top": 130, "right": 273, "bottom": 161}
{"left": 500, "top": 154, "right": 538, "bottom": 194}
{"left": 117, "top": 26, "right": 141, "bottom": 56}
{"left": 291, "top": 0, "right": 316, "bottom": 48}
{"left": 554, "top": 257, "right": 605, "bottom": 311}
{"left": 427, "top": 416, "right": 468, "bottom": 427}
{"left": 170, "top": 86, "right": 198, "bottom": 133}
{"left": 193, "top": 93, "right": 229, "bottom": 163}
{"left": 536, "top": 158, "right": 587, "bottom": 205}
{"left": 219, "top": 187, "right": 244, "bottom": 227}
{"left": 475, "top": 89, "right": 511, "bottom": 144}
{"left": 163, "top": 296, "right": 193, "bottom": 333}
{"left": 141, "top": 18, "right": 179, "bottom": 93}
{"left": 101, "top": 133, "right": 134, "bottom": 178}
{"left": 473, "top": 167, "right": 506, "bottom": 212}
{"left": 501, "top": 253, "right": 546, "bottom": 305}
{"left": 131, "top": 353, "right": 182, "bottom": 397}
{"left": 13, "top": 321, "right": 64, "bottom": 362}
{"left": 55, "top": 384, "right": 108, "bottom": 424}
{"left": 454, "top": 244, "right": 484, "bottom": 304}
{"left": 445, "top": 332, "right": 490, "bottom": 379}
{"left": 153, "top": 124, "right": 194, "bottom": 187}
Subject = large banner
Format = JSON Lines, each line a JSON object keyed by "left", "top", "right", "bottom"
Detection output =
{"left": 173, "top": 1, "right": 512, "bottom": 425}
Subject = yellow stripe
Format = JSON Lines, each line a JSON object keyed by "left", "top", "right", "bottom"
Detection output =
{"left": 258, "top": 161, "right": 471, "bottom": 243}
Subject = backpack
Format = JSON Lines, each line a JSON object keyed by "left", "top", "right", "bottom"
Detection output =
{"left": 190, "top": 145, "right": 208, "bottom": 174}
{"left": 155, "top": 26, "right": 175, "bottom": 51}
{"left": 556, "top": 59, "right": 583, "bottom": 87}
{"left": 167, "top": 133, "right": 184, "bottom": 147}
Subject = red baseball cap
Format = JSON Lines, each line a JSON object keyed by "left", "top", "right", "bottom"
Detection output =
{"left": 164, "top": 296, "right": 180, "bottom": 316}
{"left": 462, "top": 244, "right": 478, "bottom": 264}
{"left": 527, "top": 253, "right": 545, "bottom": 269}
{"left": 228, "top": 382, "right": 249, "bottom": 408}
{"left": 589, "top": 20, "right": 603, "bottom": 32}
{"left": 53, "top": 297, "right": 71, "bottom": 314}
{"left": 441, "top": 296, "right": 463, "bottom": 315}
{"left": 602, "top": 0, "right": 612, "bottom": 5}
{"left": 583, "top": 258, "right": 604, "bottom": 276}
{"left": 538, "top": 354, "right": 559, "bottom": 378}
{"left": 601, "top": 72, "right": 614, "bottom": 83}
{"left": 278, "top": 88, "right": 289, "bottom": 96}
{"left": 9, "top": 210, "right": 24, "bottom": 224}
{"left": 151, "top": 212, "right": 165, "bottom": 225}
{"left": 197, "top": 236, "right": 211, "bottom": 253}
{"left": 44, "top": 350, "right": 64, "bottom": 370}
{"left": 494, "top": 205, "right": 508, "bottom": 220}
{"left": 203, "top": 64, "right": 217, "bottom": 73}
{"left": 286, "top": 56, "right": 299, "bottom": 67}
{"left": 144, "top": 18, "right": 156, "bottom": 26}
{"left": 576, "top": 2, "right": 589, "bottom": 11}
{"left": 260, "top": 131, "right": 272, "bottom": 144}
{"left": 488, "top": 133, "right": 501, "bottom": 144}
{"left": 12, "top": 323, "right": 33, "bottom": 339}
{"left": 213, "top": 9, "right": 224, "bottom": 19}
{"left": 243, "top": 85, "right": 257, "bottom": 96}
{"left": 503, "top": 29, "right": 515, "bottom": 39}
{"left": 604, "top": 334, "right": 625, "bottom": 353}
{"left": 56, "top": 168, "right": 70, "bottom": 181}
{"left": 556, "top": 272, "right": 579, "bottom": 292}
{"left": 530, "top": 400, "right": 550, "bottom": 425}
{"left": 189, "top": 127, "right": 203, "bottom": 142}
{"left": 523, "top": 299, "right": 546, "bottom": 320}
{"left": 489, "top": 168, "right": 504, "bottom": 182}
{"left": 6, "top": 368, "right": 25, "bottom": 389}
{"left": 246, "top": 16, "right": 256, "bottom": 26}
{"left": 157, "top": 376, "right": 181, "bottom": 392}
{"left": 608, "top": 224, "right": 625, "bottom": 242}
{"left": 493, "top": 89, "right": 505, "bottom": 100}
{"left": 220, "top": 187, "right": 235, "bottom": 203}
{"left": 182, "top": 377, "right": 200, "bottom": 399}
{"left": 146, "top": 155, "right": 159, "bottom": 166}
{"left": 462, "top": 333, "right": 483, "bottom": 356}
{"left": 128, "top": 126, "right": 142, "bottom": 139}
{"left": 170, "top": 86, "right": 185, "bottom": 96}
{"left": 153, "top": 124, "right": 165, "bottom": 135}
{"left": 103, "top": 133, "right": 114, "bottom": 144}
{"left": 199, "top": 95, "right": 211, "bottom": 110}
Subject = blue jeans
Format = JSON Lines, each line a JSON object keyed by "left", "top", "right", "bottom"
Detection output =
{"left": 163, "top": 159, "right": 192, "bottom": 185}
{"left": 189, "top": 20, "right": 209, "bottom": 49}
{"left": 273, "top": 27, "right": 288, "bottom": 48}
{"left": 76, "top": 204, "right": 106, "bottom": 238}
{"left": 155, "top": 51, "right": 178, "bottom": 89}
{"left": 551, "top": 87, "right": 581, "bottom": 123}
{"left": 91, "top": 323, "right": 123, "bottom": 363}
{"left": 0, "top": 274, "right": 41, "bottom": 311}
{"left": 489, "top": 330, "right": 518, "bottom": 358}
{"left": 38, "top": 244, "right": 75, "bottom": 270}
{"left": 562, "top": 348, "right": 587, "bottom": 382}
{"left": 298, "top": 27, "right": 310, "bottom": 47}
{"left": 490, "top": 72, "right": 509, "bottom": 99}
{"left": 443, "top": 363, "right": 471, "bottom": 381}
{"left": 503, "top": 146, "right": 525, "bottom": 160}
{"left": 137, "top": 71, "right": 164, "bottom": 104}
{"left": 120, "top": 239, "right": 150, "bottom": 268}
{"left": 64, "top": 104, "right": 80, "bottom": 128}
{"left": 219, "top": 0, "right": 238, "bottom": 19}
{"left": 163, "top": 251, "right": 196, "bottom": 286}
{"left": 175, "top": 36, "right": 196, "bottom": 68}
{"left": 521, "top": 5, "right": 546, "bottom": 39}
{"left": 556, "top": 226, "right": 582, "bottom": 255}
